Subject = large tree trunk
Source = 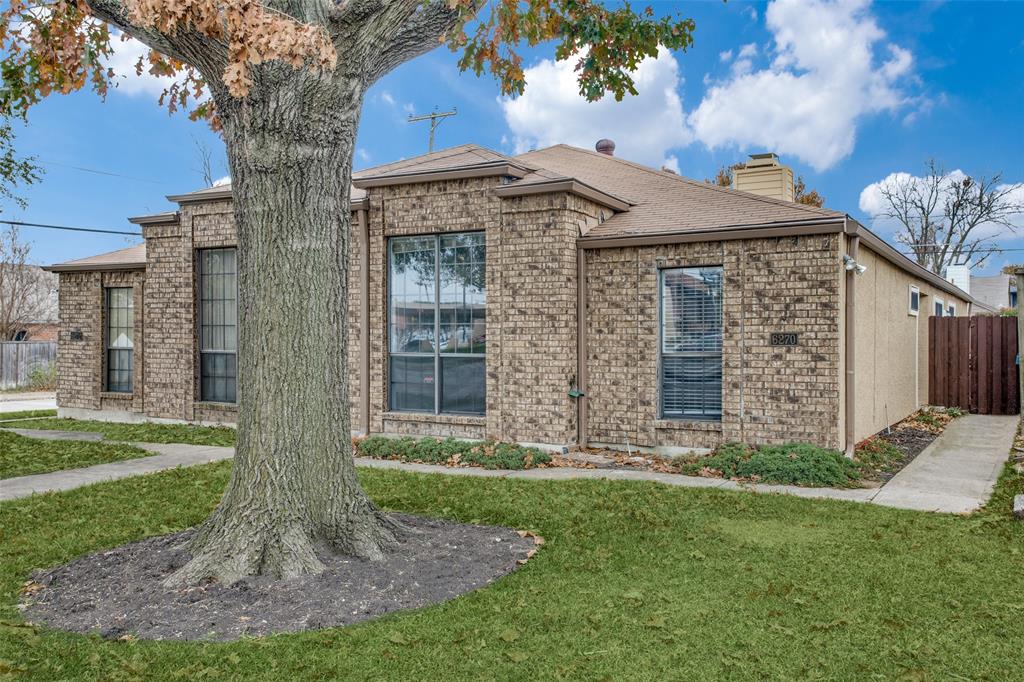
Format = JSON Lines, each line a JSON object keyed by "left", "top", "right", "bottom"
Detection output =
{"left": 166, "top": 66, "right": 398, "bottom": 586}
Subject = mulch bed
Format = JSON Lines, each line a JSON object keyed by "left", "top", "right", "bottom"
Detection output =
{"left": 20, "top": 514, "right": 537, "bottom": 641}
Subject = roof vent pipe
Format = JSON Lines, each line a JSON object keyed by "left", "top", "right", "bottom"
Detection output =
{"left": 595, "top": 139, "right": 615, "bottom": 156}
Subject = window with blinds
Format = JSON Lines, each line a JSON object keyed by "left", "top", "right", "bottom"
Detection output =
{"left": 660, "top": 267, "right": 723, "bottom": 420}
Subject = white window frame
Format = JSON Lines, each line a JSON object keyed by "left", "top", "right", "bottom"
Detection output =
{"left": 947, "top": 302, "right": 956, "bottom": 317}
{"left": 934, "top": 297, "right": 944, "bottom": 317}
{"left": 908, "top": 285, "right": 920, "bottom": 316}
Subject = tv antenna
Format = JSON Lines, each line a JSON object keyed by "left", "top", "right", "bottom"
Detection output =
{"left": 407, "top": 108, "right": 457, "bottom": 153}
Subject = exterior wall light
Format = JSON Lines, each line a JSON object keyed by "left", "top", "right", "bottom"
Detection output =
{"left": 843, "top": 254, "right": 868, "bottom": 275}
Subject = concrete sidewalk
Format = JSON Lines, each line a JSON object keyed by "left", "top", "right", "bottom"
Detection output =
{"left": 0, "top": 391, "right": 56, "bottom": 414}
{"left": 0, "top": 442, "right": 234, "bottom": 501}
{"left": 1, "top": 415, "right": 1016, "bottom": 513}
{"left": 871, "top": 413, "right": 1018, "bottom": 513}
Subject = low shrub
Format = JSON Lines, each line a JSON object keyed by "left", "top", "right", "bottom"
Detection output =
{"left": 26, "top": 363, "right": 56, "bottom": 390}
{"left": 678, "top": 442, "right": 861, "bottom": 488}
{"left": 355, "top": 435, "right": 552, "bottom": 470}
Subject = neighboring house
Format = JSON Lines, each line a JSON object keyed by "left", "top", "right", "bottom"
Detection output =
{"left": 1, "top": 264, "right": 59, "bottom": 341}
{"left": 46, "top": 143, "right": 976, "bottom": 453}
{"left": 970, "top": 273, "right": 1016, "bottom": 312}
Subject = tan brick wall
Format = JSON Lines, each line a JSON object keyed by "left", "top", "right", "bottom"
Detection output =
{"left": 585, "top": 234, "right": 843, "bottom": 450}
{"left": 56, "top": 269, "right": 145, "bottom": 413}
{"left": 365, "top": 178, "right": 594, "bottom": 445}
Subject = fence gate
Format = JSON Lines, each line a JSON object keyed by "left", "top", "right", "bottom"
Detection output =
{"left": 928, "top": 316, "right": 1019, "bottom": 415}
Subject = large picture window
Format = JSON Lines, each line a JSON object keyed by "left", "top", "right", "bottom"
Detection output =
{"left": 388, "top": 232, "right": 486, "bottom": 415}
{"left": 199, "top": 248, "right": 237, "bottom": 403}
{"left": 660, "top": 267, "right": 723, "bottom": 421}
{"left": 105, "top": 287, "right": 134, "bottom": 393}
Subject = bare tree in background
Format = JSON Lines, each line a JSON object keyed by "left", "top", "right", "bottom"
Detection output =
{"left": 0, "top": 225, "right": 54, "bottom": 340}
{"left": 191, "top": 135, "right": 227, "bottom": 187}
{"left": 870, "top": 160, "right": 1024, "bottom": 274}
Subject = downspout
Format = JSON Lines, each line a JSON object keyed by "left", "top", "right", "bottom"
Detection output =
{"left": 576, "top": 247, "right": 589, "bottom": 448}
{"left": 844, "top": 218, "right": 859, "bottom": 457}
{"left": 358, "top": 207, "right": 371, "bottom": 436}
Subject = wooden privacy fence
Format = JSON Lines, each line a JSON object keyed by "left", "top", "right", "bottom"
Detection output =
{"left": 0, "top": 341, "right": 56, "bottom": 390}
{"left": 929, "top": 316, "right": 1019, "bottom": 415}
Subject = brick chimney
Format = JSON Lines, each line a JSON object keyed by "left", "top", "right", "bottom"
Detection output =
{"left": 732, "top": 153, "right": 794, "bottom": 202}
{"left": 595, "top": 139, "right": 616, "bottom": 156}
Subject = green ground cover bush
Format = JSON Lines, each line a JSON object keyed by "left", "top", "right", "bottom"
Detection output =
{"left": 678, "top": 442, "right": 862, "bottom": 487}
{"left": 356, "top": 435, "right": 551, "bottom": 470}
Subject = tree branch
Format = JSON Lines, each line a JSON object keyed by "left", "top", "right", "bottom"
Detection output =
{"left": 359, "top": 0, "right": 463, "bottom": 86}
{"left": 84, "top": 0, "right": 228, "bottom": 81}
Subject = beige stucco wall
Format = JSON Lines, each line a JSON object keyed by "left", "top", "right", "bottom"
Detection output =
{"left": 850, "top": 239, "right": 969, "bottom": 442}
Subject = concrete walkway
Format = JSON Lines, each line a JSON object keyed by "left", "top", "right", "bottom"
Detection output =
{"left": 0, "top": 442, "right": 234, "bottom": 501}
{"left": 871, "top": 413, "right": 1018, "bottom": 513}
{"left": 0, "top": 391, "right": 56, "bottom": 414}
{"left": 1, "top": 414, "right": 1016, "bottom": 513}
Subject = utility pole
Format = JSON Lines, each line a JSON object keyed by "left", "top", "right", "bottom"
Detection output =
{"left": 407, "top": 108, "right": 457, "bottom": 153}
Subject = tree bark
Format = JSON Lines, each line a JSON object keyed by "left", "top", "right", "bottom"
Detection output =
{"left": 165, "top": 64, "right": 399, "bottom": 586}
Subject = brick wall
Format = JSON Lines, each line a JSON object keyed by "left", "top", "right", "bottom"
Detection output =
{"left": 56, "top": 268, "right": 145, "bottom": 413}
{"left": 585, "top": 234, "right": 843, "bottom": 450}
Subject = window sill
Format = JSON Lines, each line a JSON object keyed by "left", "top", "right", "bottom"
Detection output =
{"left": 654, "top": 419, "right": 722, "bottom": 432}
{"left": 194, "top": 401, "right": 238, "bottom": 411}
{"left": 382, "top": 411, "right": 486, "bottom": 426}
{"left": 100, "top": 391, "right": 133, "bottom": 400}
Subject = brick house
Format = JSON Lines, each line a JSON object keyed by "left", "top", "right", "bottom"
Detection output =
{"left": 47, "top": 142, "right": 973, "bottom": 453}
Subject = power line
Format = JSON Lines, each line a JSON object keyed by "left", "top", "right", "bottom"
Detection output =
{"left": 35, "top": 157, "right": 161, "bottom": 183}
{"left": 1, "top": 220, "right": 142, "bottom": 236}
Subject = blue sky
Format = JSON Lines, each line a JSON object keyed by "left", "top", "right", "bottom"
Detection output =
{"left": 4, "top": 0, "right": 1023, "bottom": 274}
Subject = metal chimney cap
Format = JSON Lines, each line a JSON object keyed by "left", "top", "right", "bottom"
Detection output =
{"left": 595, "top": 139, "right": 616, "bottom": 156}
{"left": 746, "top": 152, "right": 781, "bottom": 167}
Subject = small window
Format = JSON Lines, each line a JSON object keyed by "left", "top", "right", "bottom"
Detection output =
{"left": 908, "top": 286, "right": 920, "bottom": 315}
{"left": 12, "top": 330, "right": 27, "bottom": 342}
{"left": 947, "top": 303, "right": 956, "bottom": 317}
{"left": 1010, "top": 289, "right": 1017, "bottom": 308}
{"left": 105, "top": 287, "right": 134, "bottom": 392}
{"left": 934, "top": 298, "right": 944, "bottom": 317}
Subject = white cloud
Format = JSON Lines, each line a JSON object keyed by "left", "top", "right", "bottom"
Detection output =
{"left": 213, "top": 175, "right": 231, "bottom": 187}
{"left": 106, "top": 34, "right": 179, "bottom": 97}
{"left": 356, "top": 148, "right": 371, "bottom": 163}
{"left": 688, "top": 0, "right": 918, "bottom": 171}
{"left": 499, "top": 47, "right": 691, "bottom": 168}
{"left": 719, "top": 49, "right": 733, "bottom": 63}
{"left": 737, "top": 43, "right": 759, "bottom": 60}
{"left": 380, "top": 91, "right": 396, "bottom": 106}
{"left": 662, "top": 156, "right": 681, "bottom": 174}
{"left": 743, "top": 5, "right": 759, "bottom": 21}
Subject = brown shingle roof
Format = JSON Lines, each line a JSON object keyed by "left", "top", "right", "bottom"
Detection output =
{"left": 513, "top": 145, "right": 844, "bottom": 239}
{"left": 352, "top": 144, "right": 527, "bottom": 179}
{"left": 46, "top": 243, "right": 146, "bottom": 272}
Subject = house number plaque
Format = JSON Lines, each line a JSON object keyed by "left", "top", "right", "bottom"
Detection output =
{"left": 770, "top": 332, "right": 798, "bottom": 347}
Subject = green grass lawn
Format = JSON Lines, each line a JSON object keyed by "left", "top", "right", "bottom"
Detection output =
{"left": 0, "top": 409, "right": 58, "bottom": 421}
{"left": 0, "top": 431, "right": 154, "bottom": 479}
{"left": 0, "top": 418, "right": 235, "bottom": 446}
{"left": 1, "top": 464, "right": 1022, "bottom": 680}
